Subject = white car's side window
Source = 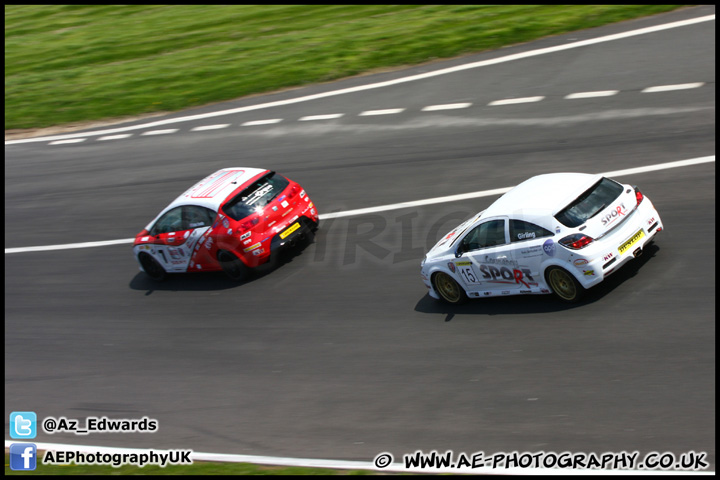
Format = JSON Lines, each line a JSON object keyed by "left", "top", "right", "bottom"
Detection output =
{"left": 509, "top": 219, "right": 553, "bottom": 243}
{"left": 460, "top": 220, "right": 506, "bottom": 253}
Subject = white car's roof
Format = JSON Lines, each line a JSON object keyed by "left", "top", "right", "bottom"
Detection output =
{"left": 481, "top": 173, "right": 603, "bottom": 225}
{"left": 168, "top": 167, "right": 268, "bottom": 212}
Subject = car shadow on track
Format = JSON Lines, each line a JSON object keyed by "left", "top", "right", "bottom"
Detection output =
{"left": 414, "top": 242, "right": 661, "bottom": 320}
{"left": 128, "top": 234, "right": 316, "bottom": 294}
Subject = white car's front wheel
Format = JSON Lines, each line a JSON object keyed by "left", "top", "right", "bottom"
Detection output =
{"left": 545, "top": 266, "right": 585, "bottom": 303}
{"left": 432, "top": 272, "right": 468, "bottom": 304}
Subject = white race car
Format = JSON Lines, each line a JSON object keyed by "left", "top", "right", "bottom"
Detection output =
{"left": 421, "top": 173, "right": 663, "bottom": 303}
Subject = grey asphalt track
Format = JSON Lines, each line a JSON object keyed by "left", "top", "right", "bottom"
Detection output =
{"left": 5, "top": 6, "right": 715, "bottom": 471}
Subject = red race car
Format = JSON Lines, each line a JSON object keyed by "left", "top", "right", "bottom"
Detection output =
{"left": 133, "top": 168, "right": 318, "bottom": 281}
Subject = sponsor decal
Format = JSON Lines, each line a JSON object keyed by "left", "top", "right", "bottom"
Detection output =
{"left": 141, "top": 236, "right": 150, "bottom": 242}
{"left": 281, "top": 200, "right": 289, "bottom": 208}
{"left": 603, "top": 252, "right": 614, "bottom": 262}
{"left": 469, "top": 291, "right": 480, "bottom": 297}
{"left": 272, "top": 206, "right": 278, "bottom": 212}
{"left": 647, "top": 216, "right": 656, "bottom": 227}
{"left": 555, "top": 226, "right": 561, "bottom": 234}
{"left": 184, "top": 230, "right": 190, "bottom": 238}
{"left": 483, "top": 255, "right": 519, "bottom": 268}
{"left": 483, "top": 291, "right": 492, "bottom": 296}
{"left": 618, "top": 229, "right": 645, "bottom": 255}
{"left": 455, "top": 261, "right": 472, "bottom": 266}
{"left": 240, "top": 231, "right": 251, "bottom": 240}
{"left": 543, "top": 239, "right": 555, "bottom": 257}
{"left": 519, "top": 290, "right": 532, "bottom": 294}
{"left": 573, "top": 258, "right": 589, "bottom": 267}
{"left": 479, "top": 265, "right": 536, "bottom": 288}
{"left": 278, "top": 195, "right": 287, "bottom": 203}
{"left": 189, "top": 222, "right": 204, "bottom": 228}
{"left": 583, "top": 270, "right": 595, "bottom": 276}
{"left": 227, "top": 229, "right": 233, "bottom": 235}
{"left": 204, "top": 237, "right": 213, "bottom": 249}
{"left": 601, "top": 203, "right": 627, "bottom": 226}
{"left": 222, "top": 218, "right": 230, "bottom": 228}
{"left": 252, "top": 248, "right": 265, "bottom": 256}
{"left": 243, "top": 238, "right": 253, "bottom": 245}
{"left": 540, "top": 288, "right": 551, "bottom": 293}
{"left": 280, "top": 222, "right": 300, "bottom": 239}
{"left": 243, "top": 242, "right": 261, "bottom": 252}
{"left": 520, "top": 246, "right": 543, "bottom": 257}
{"left": 516, "top": 231, "right": 536, "bottom": 240}
{"left": 447, "top": 262, "right": 456, "bottom": 273}
{"left": 245, "top": 184, "right": 274, "bottom": 206}
{"left": 300, "top": 190, "right": 306, "bottom": 198}
{"left": 501, "top": 291, "right": 511, "bottom": 295}
{"left": 310, "top": 208, "right": 316, "bottom": 215}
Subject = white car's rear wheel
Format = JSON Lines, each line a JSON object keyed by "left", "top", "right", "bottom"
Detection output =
{"left": 432, "top": 272, "right": 468, "bottom": 304}
{"left": 545, "top": 266, "right": 585, "bottom": 303}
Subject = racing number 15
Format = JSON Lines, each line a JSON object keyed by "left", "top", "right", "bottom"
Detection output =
{"left": 459, "top": 266, "right": 480, "bottom": 284}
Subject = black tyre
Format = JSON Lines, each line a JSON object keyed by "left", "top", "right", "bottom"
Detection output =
{"left": 432, "top": 271, "right": 468, "bottom": 304}
{"left": 138, "top": 252, "right": 167, "bottom": 281}
{"left": 218, "top": 250, "right": 250, "bottom": 282}
{"left": 545, "top": 266, "right": 585, "bottom": 303}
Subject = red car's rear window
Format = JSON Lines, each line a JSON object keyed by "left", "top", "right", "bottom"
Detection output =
{"left": 223, "top": 172, "right": 290, "bottom": 221}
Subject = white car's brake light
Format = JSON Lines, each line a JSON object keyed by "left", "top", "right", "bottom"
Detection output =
{"left": 559, "top": 233, "right": 594, "bottom": 250}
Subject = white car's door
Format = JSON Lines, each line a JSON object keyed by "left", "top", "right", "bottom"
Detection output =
{"left": 453, "top": 217, "right": 517, "bottom": 296}
{"left": 507, "top": 218, "right": 557, "bottom": 293}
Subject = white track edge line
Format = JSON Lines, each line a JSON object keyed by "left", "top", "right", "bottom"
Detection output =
{"left": 5, "top": 14, "right": 714, "bottom": 146}
{"left": 5, "top": 156, "right": 714, "bottom": 254}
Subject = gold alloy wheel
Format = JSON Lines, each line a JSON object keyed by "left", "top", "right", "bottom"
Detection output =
{"left": 434, "top": 272, "right": 463, "bottom": 303}
{"left": 547, "top": 268, "right": 578, "bottom": 301}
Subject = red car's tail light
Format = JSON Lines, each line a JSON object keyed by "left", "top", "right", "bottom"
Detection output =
{"left": 559, "top": 233, "right": 594, "bottom": 250}
{"left": 633, "top": 185, "right": 644, "bottom": 206}
{"left": 287, "top": 184, "right": 301, "bottom": 199}
{"left": 238, "top": 216, "right": 259, "bottom": 232}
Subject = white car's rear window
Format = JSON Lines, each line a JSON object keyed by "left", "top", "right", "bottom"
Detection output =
{"left": 554, "top": 177, "right": 623, "bottom": 228}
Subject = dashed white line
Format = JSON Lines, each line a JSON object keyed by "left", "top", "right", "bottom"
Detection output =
{"left": 564, "top": 90, "right": 619, "bottom": 99}
{"left": 48, "top": 138, "right": 86, "bottom": 145}
{"left": 242, "top": 119, "right": 283, "bottom": 126}
{"left": 6, "top": 14, "right": 714, "bottom": 146}
{"left": 488, "top": 96, "right": 545, "bottom": 106}
{"left": 6, "top": 156, "right": 713, "bottom": 254}
{"left": 642, "top": 82, "right": 705, "bottom": 93}
{"left": 191, "top": 124, "right": 230, "bottom": 131}
{"left": 360, "top": 108, "right": 406, "bottom": 116}
{"left": 421, "top": 103, "right": 472, "bottom": 111}
{"left": 98, "top": 134, "right": 133, "bottom": 141}
{"left": 299, "top": 113, "right": 344, "bottom": 121}
{"left": 141, "top": 129, "right": 179, "bottom": 136}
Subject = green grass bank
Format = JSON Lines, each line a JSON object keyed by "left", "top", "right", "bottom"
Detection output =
{"left": 5, "top": 5, "right": 684, "bottom": 131}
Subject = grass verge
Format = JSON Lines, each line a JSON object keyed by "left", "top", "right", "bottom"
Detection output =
{"left": 5, "top": 5, "right": 684, "bottom": 130}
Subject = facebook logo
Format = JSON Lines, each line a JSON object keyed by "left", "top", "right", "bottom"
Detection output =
{"left": 10, "top": 411, "right": 37, "bottom": 439}
{"left": 10, "top": 443, "right": 37, "bottom": 471}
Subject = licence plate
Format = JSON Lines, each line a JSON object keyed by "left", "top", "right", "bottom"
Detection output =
{"left": 280, "top": 222, "right": 300, "bottom": 239}
{"left": 618, "top": 229, "right": 645, "bottom": 255}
